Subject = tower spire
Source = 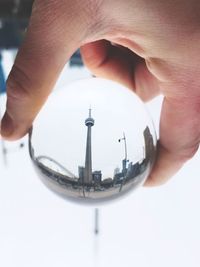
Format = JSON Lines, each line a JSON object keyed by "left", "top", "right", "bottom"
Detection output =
{"left": 89, "top": 106, "right": 92, "bottom": 118}
{"left": 84, "top": 108, "right": 95, "bottom": 184}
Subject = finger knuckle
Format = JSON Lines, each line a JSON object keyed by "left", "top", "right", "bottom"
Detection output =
{"left": 7, "top": 65, "right": 32, "bottom": 103}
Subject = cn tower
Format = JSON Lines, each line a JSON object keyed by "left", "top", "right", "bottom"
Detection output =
{"left": 84, "top": 108, "right": 95, "bottom": 184}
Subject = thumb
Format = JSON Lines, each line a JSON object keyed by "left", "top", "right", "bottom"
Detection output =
{"left": 0, "top": 0, "right": 97, "bottom": 140}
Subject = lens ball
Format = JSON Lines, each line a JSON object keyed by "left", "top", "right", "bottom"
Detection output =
{"left": 29, "top": 78, "right": 157, "bottom": 204}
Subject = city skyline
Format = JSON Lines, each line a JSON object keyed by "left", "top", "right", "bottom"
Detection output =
{"left": 29, "top": 106, "right": 156, "bottom": 201}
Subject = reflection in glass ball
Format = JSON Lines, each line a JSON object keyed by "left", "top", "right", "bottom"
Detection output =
{"left": 29, "top": 78, "right": 157, "bottom": 204}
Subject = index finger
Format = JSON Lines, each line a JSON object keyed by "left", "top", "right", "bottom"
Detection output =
{"left": 145, "top": 96, "right": 200, "bottom": 186}
{"left": 0, "top": 0, "right": 96, "bottom": 140}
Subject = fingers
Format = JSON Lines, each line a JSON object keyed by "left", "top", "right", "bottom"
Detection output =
{"left": 145, "top": 96, "right": 200, "bottom": 186}
{"left": 81, "top": 40, "right": 160, "bottom": 102}
{"left": 0, "top": 0, "right": 97, "bottom": 140}
{"left": 145, "top": 143, "right": 187, "bottom": 187}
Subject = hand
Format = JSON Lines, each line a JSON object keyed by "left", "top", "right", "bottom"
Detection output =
{"left": 1, "top": 0, "right": 200, "bottom": 186}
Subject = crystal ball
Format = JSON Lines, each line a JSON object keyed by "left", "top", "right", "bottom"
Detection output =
{"left": 29, "top": 78, "right": 157, "bottom": 204}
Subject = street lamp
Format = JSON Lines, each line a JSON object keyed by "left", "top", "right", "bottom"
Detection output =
{"left": 118, "top": 132, "right": 128, "bottom": 163}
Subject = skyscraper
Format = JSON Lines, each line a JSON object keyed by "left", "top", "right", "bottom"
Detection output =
{"left": 143, "top": 126, "right": 155, "bottom": 163}
{"left": 84, "top": 109, "right": 95, "bottom": 184}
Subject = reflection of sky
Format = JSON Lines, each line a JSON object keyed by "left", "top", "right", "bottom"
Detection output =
{"left": 33, "top": 78, "right": 156, "bottom": 178}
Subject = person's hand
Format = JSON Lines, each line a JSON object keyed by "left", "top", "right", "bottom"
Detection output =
{"left": 1, "top": 0, "right": 200, "bottom": 186}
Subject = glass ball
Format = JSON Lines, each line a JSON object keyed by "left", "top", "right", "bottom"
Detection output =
{"left": 29, "top": 78, "right": 157, "bottom": 204}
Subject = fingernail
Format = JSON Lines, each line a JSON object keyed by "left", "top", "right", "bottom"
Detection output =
{"left": 0, "top": 113, "right": 14, "bottom": 138}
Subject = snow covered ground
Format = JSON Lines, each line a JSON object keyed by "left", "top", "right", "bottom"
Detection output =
{"left": 0, "top": 51, "right": 200, "bottom": 267}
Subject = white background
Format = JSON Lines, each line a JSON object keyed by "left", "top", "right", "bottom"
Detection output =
{"left": 0, "top": 51, "right": 200, "bottom": 267}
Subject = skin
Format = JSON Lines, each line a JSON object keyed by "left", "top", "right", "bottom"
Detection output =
{"left": 1, "top": 0, "right": 200, "bottom": 186}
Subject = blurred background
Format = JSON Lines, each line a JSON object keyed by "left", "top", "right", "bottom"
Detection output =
{"left": 0, "top": 1, "right": 200, "bottom": 267}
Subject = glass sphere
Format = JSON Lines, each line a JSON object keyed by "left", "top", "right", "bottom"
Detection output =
{"left": 29, "top": 78, "right": 157, "bottom": 204}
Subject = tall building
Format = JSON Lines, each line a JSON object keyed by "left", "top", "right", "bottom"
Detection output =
{"left": 143, "top": 126, "right": 155, "bottom": 162}
{"left": 84, "top": 109, "right": 95, "bottom": 184}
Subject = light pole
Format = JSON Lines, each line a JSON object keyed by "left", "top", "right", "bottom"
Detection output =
{"left": 118, "top": 132, "right": 129, "bottom": 192}
{"left": 118, "top": 132, "right": 128, "bottom": 164}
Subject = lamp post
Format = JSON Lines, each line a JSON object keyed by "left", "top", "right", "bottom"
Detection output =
{"left": 118, "top": 132, "right": 128, "bottom": 167}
